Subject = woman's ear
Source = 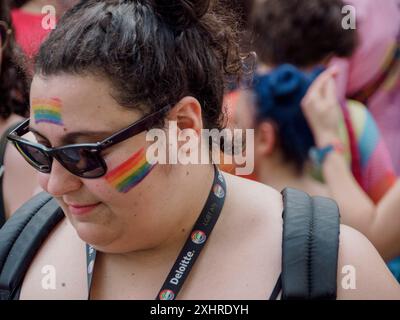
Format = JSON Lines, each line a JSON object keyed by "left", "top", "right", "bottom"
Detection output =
{"left": 166, "top": 96, "right": 203, "bottom": 135}
{"left": 255, "top": 121, "right": 276, "bottom": 156}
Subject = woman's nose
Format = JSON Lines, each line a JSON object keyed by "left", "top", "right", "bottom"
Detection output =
{"left": 43, "top": 160, "right": 82, "bottom": 197}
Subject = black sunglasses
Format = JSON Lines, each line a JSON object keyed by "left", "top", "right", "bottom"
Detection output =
{"left": 7, "top": 105, "right": 171, "bottom": 179}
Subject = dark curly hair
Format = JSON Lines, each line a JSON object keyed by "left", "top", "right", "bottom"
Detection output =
{"left": 251, "top": 0, "right": 358, "bottom": 67}
{"left": 35, "top": 0, "right": 243, "bottom": 132}
{"left": 218, "top": 0, "right": 253, "bottom": 30}
{"left": 9, "top": 0, "right": 30, "bottom": 8}
{"left": 0, "top": 0, "right": 29, "bottom": 119}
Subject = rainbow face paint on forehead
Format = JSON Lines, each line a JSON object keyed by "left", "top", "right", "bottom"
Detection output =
{"left": 105, "top": 147, "right": 155, "bottom": 193}
{"left": 32, "top": 97, "right": 64, "bottom": 126}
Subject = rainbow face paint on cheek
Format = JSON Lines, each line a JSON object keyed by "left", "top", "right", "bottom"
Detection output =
{"left": 105, "top": 147, "right": 155, "bottom": 193}
{"left": 32, "top": 98, "right": 64, "bottom": 126}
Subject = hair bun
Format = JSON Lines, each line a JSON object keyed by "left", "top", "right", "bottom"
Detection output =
{"left": 254, "top": 64, "right": 324, "bottom": 118}
{"left": 151, "top": 0, "right": 211, "bottom": 30}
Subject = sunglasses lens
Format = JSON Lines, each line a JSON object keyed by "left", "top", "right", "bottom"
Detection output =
{"left": 14, "top": 141, "right": 52, "bottom": 172}
{"left": 57, "top": 148, "right": 106, "bottom": 178}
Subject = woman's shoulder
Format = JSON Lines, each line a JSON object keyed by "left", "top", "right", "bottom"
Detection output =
{"left": 219, "top": 172, "right": 284, "bottom": 258}
{"left": 182, "top": 172, "right": 283, "bottom": 299}
{"left": 222, "top": 172, "right": 284, "bottom": 225}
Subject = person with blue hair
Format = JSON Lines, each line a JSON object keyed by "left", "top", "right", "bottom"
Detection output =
{"left": 232, "top": 0, "right": 397, "bottom": 203}
{"left": 233, "top": 63, "right": 332, "bottom": 195}
{"left": 230, "top": 0, "right": 400, "bottom": 278}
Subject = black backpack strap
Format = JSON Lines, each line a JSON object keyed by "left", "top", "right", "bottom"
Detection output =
{"left": 0, "top": 120, "right": 25, "bottom": 228}
{"left": 0, "top": 191, "right": 64, "bottom": 300}
{"left": 280, "top": 188, "right": 340, "bottom": 300}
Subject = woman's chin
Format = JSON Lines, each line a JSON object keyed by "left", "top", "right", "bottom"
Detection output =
{"left": 72, "top": 221, "right": 116, "bottom": 249}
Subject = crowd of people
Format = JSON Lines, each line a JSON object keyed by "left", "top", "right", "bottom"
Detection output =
{"left": 0, "top": 0, "right": 399, "bottom": 299}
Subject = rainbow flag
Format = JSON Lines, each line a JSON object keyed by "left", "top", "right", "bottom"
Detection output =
{"left": 344, "top": 100, "right": 397, "bottom": 203}
{"left": 105, "top": 148, "right": 155, "bottom": 193}
{"left": 32, "top": 98, "right": 64, "bottom": 125}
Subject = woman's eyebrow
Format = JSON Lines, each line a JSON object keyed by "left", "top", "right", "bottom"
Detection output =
{"left": 29, "top": 127, "right": 113, "bottom": 144}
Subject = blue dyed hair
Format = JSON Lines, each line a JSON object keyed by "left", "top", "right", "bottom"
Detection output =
{"left": 253, "top": 64, "right": 324, "bottom": 172}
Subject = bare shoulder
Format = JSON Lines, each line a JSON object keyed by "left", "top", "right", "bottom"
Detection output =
{"left": 231, "top": 174, "right": 283, "bottom": 250}
{"left": 19, "top": 217, "right": 87, "bottom": 300}
{"left": 221, "top": 173, "right": 283, "bottom": 237}
{"left": 222, "top": 172, "right": 283, "bottom": 222}
{"left": 337, "top": 225, "right": 400, "bottom": 300}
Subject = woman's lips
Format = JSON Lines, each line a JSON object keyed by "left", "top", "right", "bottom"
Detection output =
{"left": 67, "top": 203, "right": 100, "bottom": 216}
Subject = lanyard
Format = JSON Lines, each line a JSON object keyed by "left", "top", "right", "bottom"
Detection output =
{"left": 86, "top": 165, "right": 227, "bottom": 300}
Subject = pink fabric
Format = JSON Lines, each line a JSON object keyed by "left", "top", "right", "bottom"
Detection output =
{"left": 331, "top": 0, "right": 400, "bottom": 174}
{"left": 345, "top": 100, "right": 397, "bottom": 203}
{"left": 11, "top": 9, "right": 52, "bottom": 59}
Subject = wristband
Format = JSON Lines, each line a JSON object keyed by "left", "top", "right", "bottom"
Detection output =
{"left": 309, "top": 140, "right": 344, "bottom": 167}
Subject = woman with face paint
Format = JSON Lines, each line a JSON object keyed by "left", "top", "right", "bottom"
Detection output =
{"left": 0, "top": 0, "right": 39, "bottom": 227}
{"left": 5, "top": 0, "right": 400, "bottom": 299}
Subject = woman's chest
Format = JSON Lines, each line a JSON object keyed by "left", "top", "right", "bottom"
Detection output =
{"left": 20, "top": 214, "right": 282, "bottom": 300}
{"left": 19, "top": 219, "right": 88, "bottom": 299}
{"left": 89, "top": 234, "right": 281, "bottom": 300}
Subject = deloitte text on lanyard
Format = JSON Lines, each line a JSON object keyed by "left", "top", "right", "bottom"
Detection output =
{"left": 86, "top": 165, "right": 227, "bottom": 300}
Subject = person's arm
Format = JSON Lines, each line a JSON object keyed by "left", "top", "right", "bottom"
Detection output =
{"left": 301, "top": 69, "right": 400, "bottom": 261}
{"left": 369, "top": 181, "right": 400, "bottom": 261}
{"left": 321, "top": 151, "right": 377, "bottom": 233}
{"left": 323, "top": 150, "right": 400, "bottom": 260}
